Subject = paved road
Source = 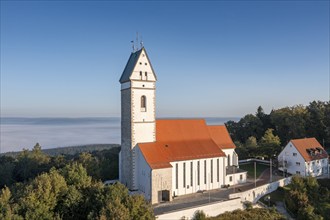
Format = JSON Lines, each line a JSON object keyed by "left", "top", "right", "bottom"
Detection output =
{"left": 153, "top": 168, "right": 280, "bottom": 215}
{"left": 275, "top": 201, "right": 294, "bottom": 220}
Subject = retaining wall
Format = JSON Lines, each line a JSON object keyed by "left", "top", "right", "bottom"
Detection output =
{"left": 156, "top": 198, "right": 243, "bottom": 220}
{"left": 229, "top": 177, "right": 292, "bottom": 203}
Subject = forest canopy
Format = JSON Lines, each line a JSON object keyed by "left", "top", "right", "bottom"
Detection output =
{"left": 225, "top": 101, "right": 330, "bottom": 159}
{"left": 0, "top": 145, "right": 154, "bottom": 220}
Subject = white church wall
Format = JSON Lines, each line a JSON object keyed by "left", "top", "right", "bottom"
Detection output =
{"left": 222, "top": 149, "right": 238, "bottom": 167}
{"left": 170, "top": 157, "right": 226, "bottom": 198}
{"left": 132, "top": 123, "right": 156, "bottom": 145}
{"left": 136, "top": 147, "right": 152, "bottom": 201}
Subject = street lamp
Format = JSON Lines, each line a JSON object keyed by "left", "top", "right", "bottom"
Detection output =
{"left": 233, "top": 165, "right": 237, "bottom": 193}
{"left": 254, "top": 161, "right": 257, "bottom": 188}
{"left": 267, "top": 195, "right": 271, "bottom": 207}
{"left": 270, "top": 158, "right": 272, "bottom": 183}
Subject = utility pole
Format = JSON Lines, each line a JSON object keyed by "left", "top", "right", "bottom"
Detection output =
{"left": 208, "top": 173, "right": 211, "bottom": 203}
{"left": 283, "top": 154, "right": 285, "bottom": 177}
{"left": 233, "top": 166, "right": 236, "bottom": 193}
{"left": 270, "top": 158, "right": 272, "bottom": 183}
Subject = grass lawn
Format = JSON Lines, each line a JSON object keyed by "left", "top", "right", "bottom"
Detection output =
{"left": 239, "top": 163, "right": 269, "bottom": 178}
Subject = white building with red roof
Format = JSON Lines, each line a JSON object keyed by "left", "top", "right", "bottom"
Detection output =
{"left": 119, "top": 47, "right": 246, "bottom": 204}
{"left": 278, "top": 138, "right": 329, "bottom": 177}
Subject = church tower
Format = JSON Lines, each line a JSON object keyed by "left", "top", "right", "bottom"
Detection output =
{"left": 119, "top": 47, "right": 157, "bottom": 190}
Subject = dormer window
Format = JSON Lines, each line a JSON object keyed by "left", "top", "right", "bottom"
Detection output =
{"left": 141, "top": 96, "right": 146, "bottom": 112}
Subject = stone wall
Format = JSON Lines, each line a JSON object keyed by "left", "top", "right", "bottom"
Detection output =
{"left": 152, "top": 167, "right": 172, "bottom": 204}
{"left": 156, "top": 198, "right": 243, "bottom": 220}
{"left": 120, "top": 88, "right": 133, "bottom": 189}
{"left": 228, "top": 177, "right": 292, "bottom": 203}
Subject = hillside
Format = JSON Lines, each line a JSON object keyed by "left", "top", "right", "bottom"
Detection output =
{"left": 1, "top": 144, "right": 120, "bottom": 157}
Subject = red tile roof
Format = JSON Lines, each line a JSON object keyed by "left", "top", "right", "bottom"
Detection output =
{"left": 208, "top": 125, "right": 236, "bottom": 149}
{"left": 291, "top": 138, "right": 329, "bottom": 162}
{"left": 139, "top": 119, "right": 236, "bottom": 169}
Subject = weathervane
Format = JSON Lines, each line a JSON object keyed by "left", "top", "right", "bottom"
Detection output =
{"left": 131, "top": 40, "right": 135, "bottom": 52}
{"left": 140, "top": 36, "right": 144, "bottom": 48}
{"left": 131, "top": 32, "right": 144, "bottom": 52}
{"left": 136, "top": 32, "right": 139, "bottom": 51}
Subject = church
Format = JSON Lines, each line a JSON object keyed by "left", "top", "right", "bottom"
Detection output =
{"left": 119, "top": 47, "right": 247, "bottom": 204}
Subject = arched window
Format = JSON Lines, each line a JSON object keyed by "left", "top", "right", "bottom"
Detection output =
{"left": 227, "top": 154, "right": 230, "bottom": 166}
{"left": 141, "top": 96, "right": 146, "bottom": 112}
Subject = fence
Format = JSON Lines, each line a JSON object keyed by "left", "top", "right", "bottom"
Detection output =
{"left": 239, "top": 158, "right": 271, "bottom": 165}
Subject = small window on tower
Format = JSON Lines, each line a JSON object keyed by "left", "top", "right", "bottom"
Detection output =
{"left": 139, "top": 71, "right": 142, "bottom": 80}
{"left": 141, "top": 96, "right": 146, "bottom": 112}
{"left": 145, "top": 63, "right": 148, "bottom": 65}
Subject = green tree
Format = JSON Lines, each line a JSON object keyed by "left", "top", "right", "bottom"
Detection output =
{"left": 259, "top": 129, "right": 281, "bottom": 156}
{"left": 0, "top": 156, "right": 15, "bottom": 187}
{"left": 99, "top": 198, "right": 130, "bottom": 220}
{"left": 306, "top": 101, "right": 327, "bottom": 144}
{"left": 77, "top": 152, "right": 101, "bottom": 179}
{"left": 18, "top": 169, "right": 67, "bottom": 220}
{"left": 100, "top": 183, "right": 154, "bottom": 220}
{"left": 211, "top": 208, "right": 285, "bottom": 220}
{"left": 14, "top": 144, "right": 51, "bottom": 182}
{"left": 245, "top": 136, "right": 258, "bottom": 148}
{"left": 127, "top": 195, "right": 154, "bottom": 220}
{"left": 238, "top": 114, "right": 263, "bottom": 142}
{"left": 260, "top": 129, "right": 281, "bottom": 147}
{"left": 192, "top": 210, "right": 207, "bottom": 220}
{"left": 298, "top": 204, "right": 324, "bottom": 220}
{"left": 284, "top": 175, "right": 329, "bottom": 219}
{"left": 0, "top": 187, "right": 23, "bottom": 220}
{"left": 324, "top": 102, "right": 330, "bottom": 146}
{"left": 225, "top": 120, "right": 241, "bottom": 143}
{"left": 305, "top": 176, "right": 320, "bottom": 203}
{"left": 61, "top": 163, "right": 92, "bottom": 189}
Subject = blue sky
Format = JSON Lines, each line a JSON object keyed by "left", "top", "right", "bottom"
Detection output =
{"left": 1, "top": 0, "right": 329, "bottom": 117}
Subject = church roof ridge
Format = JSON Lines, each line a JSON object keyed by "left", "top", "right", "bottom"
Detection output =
{"left": 138, "top": 120, "right": 238, "bottom": 169}
{"left": 119, "top": 47, "right": 157, "bottom": 83}
{"left": 119, "top": 48, "right": 143, "bottom": 83}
